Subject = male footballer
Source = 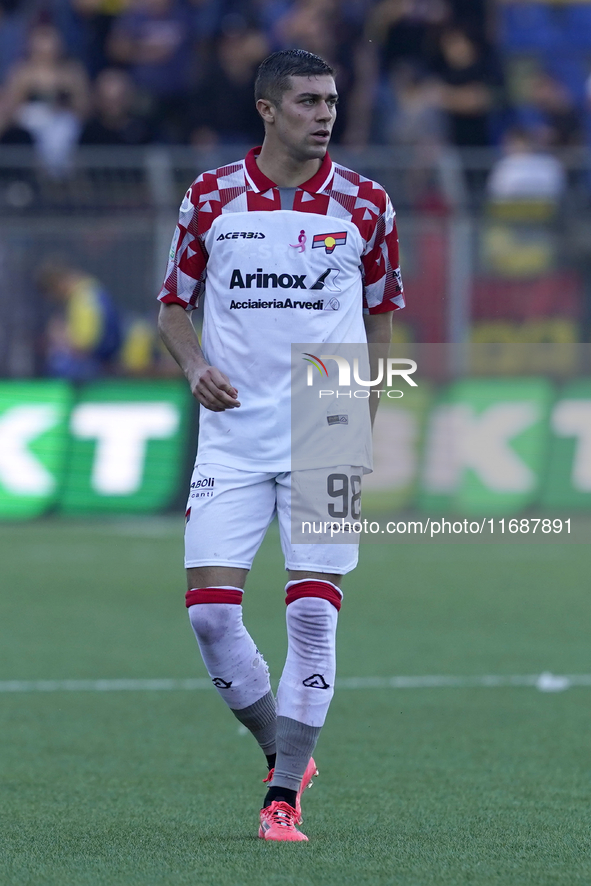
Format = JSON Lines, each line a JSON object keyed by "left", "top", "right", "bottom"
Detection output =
{"left": 158, "top": 49, "right": 404, "bottom": 841}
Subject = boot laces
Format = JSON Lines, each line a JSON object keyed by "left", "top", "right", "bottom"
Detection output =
{"left": 267, "top": 801, "right": 297, "bottom": 828}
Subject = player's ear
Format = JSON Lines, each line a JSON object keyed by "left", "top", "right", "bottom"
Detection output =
{"left": 256, "top": 98, "right": 276, "bottom": 125}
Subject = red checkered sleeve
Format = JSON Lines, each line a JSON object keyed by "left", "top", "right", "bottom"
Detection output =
{"left": 157, "top": 179, "right": 208, "bottom": 311}
{"left": 361, "top": 193, "right": 405, "bottom": 315}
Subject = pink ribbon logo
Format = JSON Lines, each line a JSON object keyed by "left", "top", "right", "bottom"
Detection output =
{"left": 290, "top": 230, "right": 307, "bottom": 252}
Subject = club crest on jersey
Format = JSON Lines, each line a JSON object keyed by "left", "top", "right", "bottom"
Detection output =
{"left": 312, "top": 232, "right": 347, "bottom": 254}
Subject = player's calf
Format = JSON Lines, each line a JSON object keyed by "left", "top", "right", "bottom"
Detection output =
{"left": 187, "top": 587, "right": 276, "bottom": 762}
{"left": 261, "top": 579, "right": 340, "bottom": 837}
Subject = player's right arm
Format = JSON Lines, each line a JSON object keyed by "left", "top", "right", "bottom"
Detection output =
{"left": 157, "top": 178, "right": 240, "bottom": 412}
{"left": 158, "top": 303, "right": 240, "bottom": 412}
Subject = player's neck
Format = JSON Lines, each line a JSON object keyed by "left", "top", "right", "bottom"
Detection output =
{"left": 256, "top": 142, "right": 323, "bottom": 188}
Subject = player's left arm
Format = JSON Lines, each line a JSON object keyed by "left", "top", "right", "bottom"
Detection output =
{"left": 363, "top": 311, "right": 392, "bottom": 427}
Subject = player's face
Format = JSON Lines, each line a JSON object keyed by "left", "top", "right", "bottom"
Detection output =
{"left": 272, "top": 75, "right": 338, "bottom": 161}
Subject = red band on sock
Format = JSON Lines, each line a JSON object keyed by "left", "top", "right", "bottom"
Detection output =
{"left": 285, "top": 580, "right": 342, "bottom": 612}
{"left": 185, "top": 587, "right": 243, "bottom": 608}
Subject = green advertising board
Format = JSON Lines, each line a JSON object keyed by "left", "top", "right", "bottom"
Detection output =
{"left": 418, "top": 378, "right": 554, "bottom": 515}
{"left": 542, "top": 380, "right": 591, "bottom": 509}
{"left": 2, "top": 376, "right": 591, "bottom": 520}
{"left": 60, "top": 381, "right": 191, "bottom": 514}
{"left": 0, "top": 381, "right": 73, "bottom": 520}
{"left": 363, "top": 383, "right": 432, "bottom": 512}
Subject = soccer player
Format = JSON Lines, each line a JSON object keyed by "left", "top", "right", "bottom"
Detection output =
{"left": 157, "top": 49, "right": 404, "bottom": 842}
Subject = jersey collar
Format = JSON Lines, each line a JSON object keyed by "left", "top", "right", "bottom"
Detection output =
{"left": 244, "top": 146, "right": 334, "bottom": 195}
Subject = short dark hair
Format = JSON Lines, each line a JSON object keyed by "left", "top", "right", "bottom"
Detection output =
{"left": 254, "top": 49, "right": 335, "bottom": 106}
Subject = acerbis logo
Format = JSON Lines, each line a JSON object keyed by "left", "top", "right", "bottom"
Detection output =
{"left": 212, "top": 677, "right": 232, "bottom": 688}
{"left": 302, "top": 674, "right": 330, "bottom": 689}
{"left": 217, "top": 231, "right": 265, "bottom": 240}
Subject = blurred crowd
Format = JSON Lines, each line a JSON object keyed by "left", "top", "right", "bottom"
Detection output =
{"left": 1, "top": 0, "right": 591, "bottom": 172}
{"left": 1, "top": 1, "right": 590, "bottom": 372}
{"left": 35, "top": 256, "right": 180, "bottom": 379}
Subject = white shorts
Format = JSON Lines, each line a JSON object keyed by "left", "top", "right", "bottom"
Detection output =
{"left": 184, "top": 463, "right": 360, "bottom": 574}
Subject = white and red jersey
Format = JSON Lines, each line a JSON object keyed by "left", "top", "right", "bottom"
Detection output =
{"left": 158, "top": 147, "right": 404, "bottom": 472}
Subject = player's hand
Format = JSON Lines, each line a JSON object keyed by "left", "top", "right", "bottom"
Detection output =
{"left": 188, "top": 364, "right": 240, "bottom": 412}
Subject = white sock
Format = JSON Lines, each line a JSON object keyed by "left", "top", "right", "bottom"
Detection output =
{"left": 276, "top": 592, "right": 339, "bottom": 728}
{"left": 188, "top": 595, "right": 271, "bottom": 711}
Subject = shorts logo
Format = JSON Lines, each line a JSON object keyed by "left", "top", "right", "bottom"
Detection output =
{"left": 303, "top": 674, "right": 330, "bottom": 689}
{"left": 212, "top": 677, "right": 232, "bottom": 688}
{"left": 327, "top": 414, "right": 348, "bottom": 425}
{"left": 191, "top": 477, "right": 215, "bottom": 489}
{"left": 190, "top": 476, "right": 215, "bottom": 499}
{"left": 312, "top": 232, "right": 347, "bottom": 254}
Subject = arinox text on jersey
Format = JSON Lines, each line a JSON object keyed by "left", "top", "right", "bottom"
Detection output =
{"left": 229, "top": 268, "right": 340, "bottom": 291}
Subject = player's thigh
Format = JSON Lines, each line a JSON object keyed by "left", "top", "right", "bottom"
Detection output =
{"left": 276, "top": 466, "right": 361, "bottom": 576}
{"left": 287, "top": 569, "right": 343, "bottom": 587}
{"left": 186, "top": 565, "right": 249, "bottom": 592}
{"left": 184, "top": 463, "right": 277, "bottom": 577}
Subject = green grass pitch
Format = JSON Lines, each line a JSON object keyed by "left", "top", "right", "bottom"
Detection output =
{"left": 0, "top": 519, "right": 590, "bottom": 885}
